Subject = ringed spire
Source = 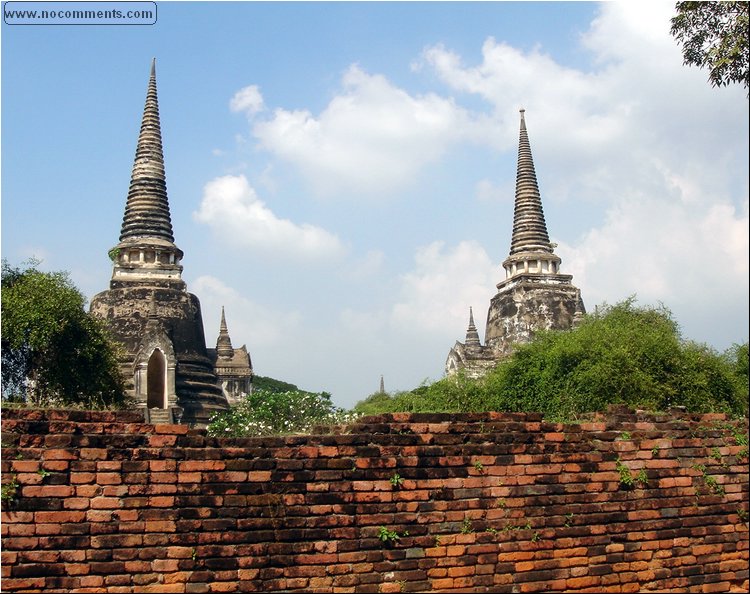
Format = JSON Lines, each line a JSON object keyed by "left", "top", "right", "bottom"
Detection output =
{"left": 216, "top": 307, "right": 235, "bottom": 359}
{"left": 508, "top": 109, "right": 552, "bottom": 255}
{"left": 501, "top": 109, "right": 562, "bottom": 282}
{"left": 119, "top": 58, "right": 175, "bottom": 243}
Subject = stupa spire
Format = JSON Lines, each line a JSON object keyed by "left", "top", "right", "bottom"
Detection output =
{"left": 119, "top": 58, "right": 175, "bottom": 243}
{"left": 216, "top": 307, "right": 235, "bottom": 359}
{"left": 464, "top": 307, "right": 482, "bottom": 351}
{"left": 508, "top": 109, "right": 552, "bottom": 255}
{"left": 500, "top": 110, "right": 561, "bottom": 282}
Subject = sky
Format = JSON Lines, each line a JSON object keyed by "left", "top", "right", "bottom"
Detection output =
{"left": 2, "top": 1, "right": 748, "bottom": 409}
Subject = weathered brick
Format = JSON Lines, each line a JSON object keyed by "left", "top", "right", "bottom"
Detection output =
{"left": 2, "top": 409, "right": 747, "bottom": 593}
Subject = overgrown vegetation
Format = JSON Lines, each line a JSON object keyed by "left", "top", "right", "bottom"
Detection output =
{"left": 1, "top": 259, "right": 127, "bottom": 409}
{"left": 207, "top": 388, "right": 356, "bottom": 437}
{"left": 354, "top": 299, "right": 748, "bottom": 420}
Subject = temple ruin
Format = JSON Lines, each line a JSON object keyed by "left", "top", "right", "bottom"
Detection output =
{"left": 90, "top": 60, "right": 252, "bottom": 425}
{"left": 446, "top": 110, "right": 585, "bottom": 377}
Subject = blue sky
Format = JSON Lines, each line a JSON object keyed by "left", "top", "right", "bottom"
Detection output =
{"left": 2, "top": 1, "right": 748, "bottom": 408}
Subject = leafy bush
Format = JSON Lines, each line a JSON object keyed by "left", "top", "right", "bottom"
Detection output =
{"left": 207, "top": 388, "right": 357, "bottom": 437}
{"left": 353, "top": 298, "right": 748, "bottom": 419}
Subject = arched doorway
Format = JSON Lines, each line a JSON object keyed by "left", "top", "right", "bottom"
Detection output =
{"left": 147, "top": 349, "right": 167, "bottom": 409}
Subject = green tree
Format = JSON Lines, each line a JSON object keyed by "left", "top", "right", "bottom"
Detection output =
{"left": 1, "top": 259, "right": 127, "bottom": 408}
{"left": 252, "top": 375, "right": 302, "bottom": 394}
{"left": 207, "top": 388, "right": 356, "bottom": 436}
{"left": 353, "top": 298, "right": 748, "bottom": 419}
{"left": 724, "top": 342, "right": 749, "bottom": 400}
{"left": 670, "top": 1, "right": 749, "bottom": 94}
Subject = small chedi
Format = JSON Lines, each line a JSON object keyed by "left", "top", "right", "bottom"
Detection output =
{"left": 446, "top": 110, "right": 585, "bottom": 378}
{"left": 207, "top": 307, "right": 253, "bottom": 406}
{"left": 90, "top": 60, "right": 252, "bottom": 425}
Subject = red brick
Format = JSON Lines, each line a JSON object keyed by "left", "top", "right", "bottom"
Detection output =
{"left": 149, "top": 434, "right": 178, "bottom": 447}
{"left": 566, "top": 576, "right": 601, "bottom": 589}
{"left": 96, "top": 473, "right": 122, "bottom": 485}
{"left": 145, "top": 520, "right": 176, "bottom": 532}
{"left": 34, "top": 511, "right": 85, "bottom": 523}
{"left": 179, "top": 461, "right": 225, "bottom": 472}
{"left": 544, "top": 432, "right": 566, "bottom": 442}
{"left": 79, "top": 448, "right": 108, "bottom": 460}
{"left": 90, "top": 497, "right": 122, "bottom": 510}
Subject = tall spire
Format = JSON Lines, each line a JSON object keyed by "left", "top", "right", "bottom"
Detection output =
{"left": 216, "top": 307, "right": 235, "bottom": 359}
{"left": 119, "top": 58, "right": 175, "bottom": 243}
{"left": 500, "top": 110, "right": 562, "bottom": 282}
{"left": 508, "top": 109, "right": 552, "bottom": 255}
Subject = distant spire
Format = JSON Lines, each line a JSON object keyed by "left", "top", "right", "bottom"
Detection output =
{"left": 379, "top": 375, "right": 385, "bottom": 394}
{"left": 119, "top": 58, "right": 175, "bottom": 243}
{"left": 216, "top": 306, "right": 234, "bottom": 358}
{"left": 464, "top": 307, "right": 482, "bottom": 351}
{"left": 508, "top": 109, "right": 553, "bottom": 255}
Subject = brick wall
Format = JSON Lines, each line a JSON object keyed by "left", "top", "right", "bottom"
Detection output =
{"left": 1, "top": 408, "right": 748, "bottom": 593}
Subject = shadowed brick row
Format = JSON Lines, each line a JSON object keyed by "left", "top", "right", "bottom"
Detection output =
{"left": 1, "top": 408, "right": 748, "bottom": 593}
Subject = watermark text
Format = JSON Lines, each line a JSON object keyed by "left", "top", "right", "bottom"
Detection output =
{"left": 4, "top": 2, "right": 157, "bottom": 25}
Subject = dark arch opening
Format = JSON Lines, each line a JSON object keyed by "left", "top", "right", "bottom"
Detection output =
{"left": 147, "top": 349, "right": 166, "bottom": 409}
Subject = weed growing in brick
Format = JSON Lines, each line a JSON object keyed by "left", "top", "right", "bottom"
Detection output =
{"left": 704, "top": 474, "right": 726, "bottom": 496}
{"left": 460, "top": 517, "right": 474, "bottom": 534}
{"left": 1, "top": 474, "right": 19, "bottom": 508}
{"left": 377, "top": 526, "right": 401, "bottom": 544}
{"left": 616, "top": 458, "right": 635, "bottom": 489}
{"left": 692, "top": 463, "right": 726, "bottom": 496}
{"left": 389, "top": 473, "right": 404, "bottom": 489}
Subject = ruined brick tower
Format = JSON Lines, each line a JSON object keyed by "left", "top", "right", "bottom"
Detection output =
{"left": 446, "top": 110, "right": 585, "bottom": 376}
{"left": 90, "top": 60, "right": 230, "bottom": 426}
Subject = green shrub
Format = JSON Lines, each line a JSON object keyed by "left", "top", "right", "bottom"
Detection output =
{"left": 207, "top": 388, "right": 356, "bottom": 437}
{"left": 353, "top": 298, "right": 748, "bottom": 419}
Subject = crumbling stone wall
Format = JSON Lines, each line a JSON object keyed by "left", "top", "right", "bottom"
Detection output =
{"left": 1, "top": 408, "right": 748, "bottom": 593}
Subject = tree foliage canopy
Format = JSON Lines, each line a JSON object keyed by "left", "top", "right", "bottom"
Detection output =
{"left": 1, "top": 259, "right": 127, "bottom": 409}
{"left": 670, "top": 1, "right": 749, "bottom": 94}
{"left": 354, "top": 299, "right": 748, "bottom": 420}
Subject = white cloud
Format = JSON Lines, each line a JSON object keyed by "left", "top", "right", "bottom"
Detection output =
{"left": 392, "top": 240, "right": 497, "bottom": 335}
{"left": 193, "top": 174, "right": 344, "bottom": 260}
{"left": 251, "top": 64, "right": 478, "bottom": 196}
{"left": 475, "top": 178, "right": 512, "bottom": 203}
{"left": 416, "top": 2, "right": 748, "bottom": 350}
{"left": 557, "top": 180, "right": 749, "bottom": 348}
{"left": 230, "top": 85, "right": 265, "bottom": 116}
{"left": 193, "top": 275, "right": 301, "bottom": 349}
